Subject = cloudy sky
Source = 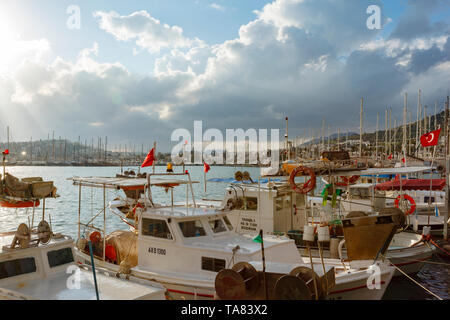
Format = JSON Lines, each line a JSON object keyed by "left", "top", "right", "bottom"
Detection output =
{"left": 0, "top": 0, "right": 449, "bottom": 151}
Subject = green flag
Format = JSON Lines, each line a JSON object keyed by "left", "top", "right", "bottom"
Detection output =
{"left": 253, "top": 234, "right": 263, "bottom": 243}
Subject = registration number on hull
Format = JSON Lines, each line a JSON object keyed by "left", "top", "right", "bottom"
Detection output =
{"left": 148, "top": 247, "right": 166, "bottom": 255}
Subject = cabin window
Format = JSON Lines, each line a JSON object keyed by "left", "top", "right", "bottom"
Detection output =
{"left": 208, "top": 219, "right": 227, "bottom": 233}
{"left": 47, "top": 247, "right": 74, "bottom": 268}
{"left": 178, "top": 220, "right": 207, "bottom": 237}
{"left": 201, "top": 257, "right": 226, "bottom": 272}
{"left": 275, "top": 195, "right": 290, "bottom": 212}
{"left": 349, "top": 188, "right": 369, "bottom": 198}
{"left": 244, "top": 197, "right": 258, "bottom": 210}
{"left": 142, "top": 218, "right": 173, "bottom": 240}
{"left": 0, "top": 257, "right": 36, "bottom": 280}
{"left": 424, "top": 196, "right": 435, "bottom": 203}
{"left": 223, "top": 216, "right": 233, "bottom": 231}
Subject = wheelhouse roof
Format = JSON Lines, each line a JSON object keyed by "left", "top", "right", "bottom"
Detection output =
{"left": 142, "top": 206, "right": 227, "bottom": 219}
{"left": 69, "top": 176, "right": 198, "bottom": 189}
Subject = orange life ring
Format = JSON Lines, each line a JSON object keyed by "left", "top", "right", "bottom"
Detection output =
{"left": 335, "top": 175, "right": 360, "bottom": 187}
{"left": 394, "top": 194, "right": 416, "bottom": 215}
{"left": 89, "top": 231, "right": 102, "bottom": 243}
{"left": 289, "top": 166, "right": 316, "bottom": 194}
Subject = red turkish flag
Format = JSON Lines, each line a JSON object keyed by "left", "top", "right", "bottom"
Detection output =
{"left": 204, "top": 162, "right": 210, "bottom": 173}
{"left": 2, "top": 149, "right": 9, "bottom": 155}
{"left": 401, "top": 157, "right": 405, "bottom": 163}
{"left": 420, "top": 128, "right": 441, "bottom": 147}
{"left": 387, "top": 154, "right": 393, "bottom": 159}
{"left": 141, "top": 148, "right": 155, "bottom": 167}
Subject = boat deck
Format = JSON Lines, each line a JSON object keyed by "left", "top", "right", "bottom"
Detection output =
{"left": 1, "top": 266, "right": 166, "bottom": 300}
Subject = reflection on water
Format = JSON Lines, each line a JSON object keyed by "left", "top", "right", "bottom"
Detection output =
{"left": 1, "top": 165, "right": 448, "bottom": 300}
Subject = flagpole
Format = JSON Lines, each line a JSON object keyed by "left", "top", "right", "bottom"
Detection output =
{"left": 428, "top": 144, "right": 437, "bottom": 226}
{"left": 258, "top": 229, "right": 268, "bottom": 300}
{"left": 152, "top": 141, "right": 156, "bottom": 174}
{"left": 204, "top": 167, "right": 206, "bottom": 193}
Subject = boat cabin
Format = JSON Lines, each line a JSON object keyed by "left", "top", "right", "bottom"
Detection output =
{"left": 218, "top": 181, "right": 308, "bottom": 234}
{"left": 133, "top": 206, "right": 302, "bottom": 280}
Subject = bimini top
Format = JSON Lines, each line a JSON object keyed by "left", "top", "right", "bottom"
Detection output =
{"left": 70, "top": 176, "right": 198, "bottom": 189}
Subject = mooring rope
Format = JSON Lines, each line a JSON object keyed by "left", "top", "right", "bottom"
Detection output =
{"left": 381, "top": 254, "right": 444, "bottom": 300}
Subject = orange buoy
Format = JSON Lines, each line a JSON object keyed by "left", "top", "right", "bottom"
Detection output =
{"left": 105, "top": 244, "right": 117, "bottom": 262}
{"left": 89, "top": 231, "right": 102, "bottom": 243}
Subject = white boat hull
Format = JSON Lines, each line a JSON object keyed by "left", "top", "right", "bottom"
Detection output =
{"left": 75, "top": 249, "right": 394, "bottom": 300}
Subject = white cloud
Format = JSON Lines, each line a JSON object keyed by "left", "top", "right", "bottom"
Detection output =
{"left": 94, "top": 10, "right": 203, "bottom": 53}
{"left": 209, "top": 3, "right": 226, "bottom": 11}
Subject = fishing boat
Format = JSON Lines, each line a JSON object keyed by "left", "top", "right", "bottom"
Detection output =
{"left": 0, "top": 223, "right": 166, "bottom": 300}
{"left": 210, "top": 167, "right": 436, "bottom": 276}
{"left": 70, "top": 172, "right": 395, "bottom": 300}
{"left": 0, "top": 181, "right": 166, "bottom": 300}
{"left": 0, "top": 173, "right": 56, "bottom": 208}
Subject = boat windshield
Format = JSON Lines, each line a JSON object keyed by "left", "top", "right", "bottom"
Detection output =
{"left": 208, "top": 219, "right": 227, "bottom": 233}
{"left": 223, "top": 216, "right": 233, "bottom": 231}
{"left": 178, "top": 220, "right": 207, "bottom": 237}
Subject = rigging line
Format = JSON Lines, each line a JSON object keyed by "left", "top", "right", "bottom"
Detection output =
{"left": 381, "top": 254, "right": 443, "bottom": 300}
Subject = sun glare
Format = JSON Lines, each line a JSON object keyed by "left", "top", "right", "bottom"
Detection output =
{"left": 0, "top": 15, "right": 17, "bottom": 73}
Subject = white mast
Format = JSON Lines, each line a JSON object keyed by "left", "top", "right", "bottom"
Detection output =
{"left": 337, "top": 128, "right": 340, "bottom": 151}
{"left": 416, "top": 89, "right": 421, "bottom": 156}
{"left": 376, "top": 112, "right": 379, "bottom": 160}
{"left": 360, "top": 97, "right": 363, "bottom": 157}
{"left": 385, "top": 109, "right": 388, "bottom": 156}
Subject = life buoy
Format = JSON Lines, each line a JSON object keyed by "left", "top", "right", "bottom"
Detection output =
{"left": 335, "top": 175, "right": 359, "bottom": 187}
{"left": 289, "top": 166, "right": 316, "bottom": 194}
{"left": 394, "top": 194, "right": 416, "bottom": 215}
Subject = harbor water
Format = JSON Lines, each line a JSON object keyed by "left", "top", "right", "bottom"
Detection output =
{"left": 0, "top": 166, "right": 448, "bottom": 300}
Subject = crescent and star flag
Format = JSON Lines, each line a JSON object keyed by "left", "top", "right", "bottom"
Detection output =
{"left": 203, "top": 162, "right": 210, "bottom": 173}
{"left": 387, "top": 154, "right": 393, "bottom": 159}
{"left": 420, "top": 128, "right": 441, "bottom": 147}
{"left": 2, "top": 149, "right": 9, "bottom": 155}
{"left": 141, "top": 148, "right": 155, "bottom": 167}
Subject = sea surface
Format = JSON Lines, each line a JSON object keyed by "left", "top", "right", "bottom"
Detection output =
{"left": 1, "top": 166, "right": 448, "bottom": 300}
